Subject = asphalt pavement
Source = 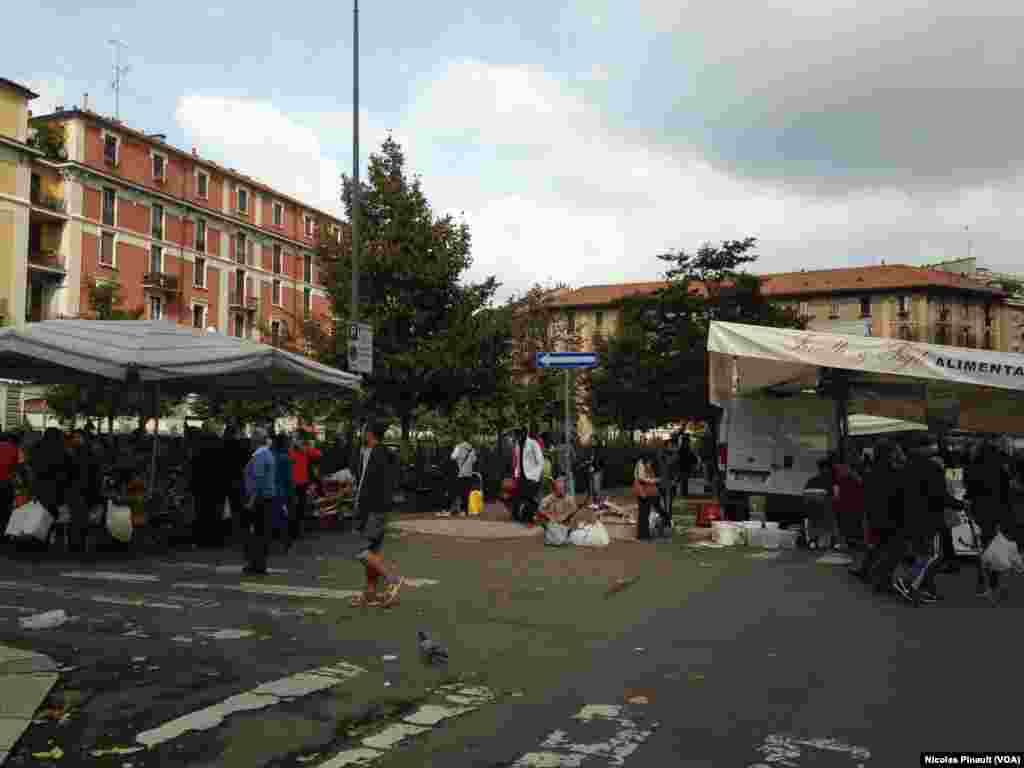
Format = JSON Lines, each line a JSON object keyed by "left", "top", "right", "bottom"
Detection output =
{"left": 0, "top": 524, "right": 1019, "bottom": 767}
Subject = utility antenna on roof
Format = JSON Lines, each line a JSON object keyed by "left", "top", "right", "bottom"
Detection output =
{"left": 108, "top": 39, "right": 131, "bottom": 120}
{"left": 964, "top": 225, "right": 972, "bottom": 261}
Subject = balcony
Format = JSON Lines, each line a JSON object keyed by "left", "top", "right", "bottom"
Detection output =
{"left": 142, "top": 272, "right": 180, "bottom": 293}
{"left": 28, "top": 250, "right": 66, "bottom": 275}
{"left": 228, "top": 290, "right": 258, "bottom": 313}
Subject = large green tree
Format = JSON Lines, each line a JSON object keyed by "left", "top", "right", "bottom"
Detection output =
{"left": 322, "top": 136, "right": 503, "bottom": 439}
{"left": 590, "top": 237, "right": 804, "bottom": 434}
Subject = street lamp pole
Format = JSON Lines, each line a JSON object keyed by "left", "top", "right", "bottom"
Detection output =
{"left": 351, "top": 0, "right": 360, "bottom": 328}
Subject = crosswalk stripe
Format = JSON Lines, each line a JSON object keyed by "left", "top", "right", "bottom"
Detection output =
{"left": 157, "top": 562, "right": 291, "bottom": 575}
{"left": 60, "top": 571, "right": 160, "bottom": 583}
{"left": 312, "top": 684, "right": 497, "bottom": 767}
{"left": 133, "top": 661, "right": 366, "bottom": 749}
{"left": 172, "top": 582, "right": 362, "bottom": 600}
{"left": 0, "top": 580, "right": 218, "bottom": 612}
{"left": 511, "top": 704, "right": 658, "bottom": 767}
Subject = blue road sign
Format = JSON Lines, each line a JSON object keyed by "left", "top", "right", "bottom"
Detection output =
{"left": 536, "top": 351, "right": 598, "bottom": 369}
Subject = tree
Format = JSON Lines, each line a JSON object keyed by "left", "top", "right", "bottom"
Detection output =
{"left": 321, "top": 135, "right": 502, "bottom": 439}
{"left": 29, "top": 123, "right": 67, "bottom": 161}
{"left": 589, "top": 238, "right": 804, "bottom": 433}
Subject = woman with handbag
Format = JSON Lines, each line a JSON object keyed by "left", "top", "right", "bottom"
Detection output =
{"left": 634, "top": 453, "right": 664, "bottom": 540}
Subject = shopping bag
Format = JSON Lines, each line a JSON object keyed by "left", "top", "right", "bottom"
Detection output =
{"left": 981, "top": 533, "right": 1014, "bottom": 573}
{"left": 223, "top": 498, "right": 232, "bottom": 521}
{"left": 107, "top": 502, "right": 133, "bottom": 543}
{"left": 21, "top": 503, "right": 54, "bottom": 541}
{"left": 544, "top": 522, "right": 570, "bottom": 546}
{"left": 570, "top": 521, "right": 610, "bottom": 547}
{"left": 5, "top": 500, "right": 40, "bottom": 537}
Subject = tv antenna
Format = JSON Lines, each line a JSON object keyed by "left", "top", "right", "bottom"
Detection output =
{"left": 108, "top": 39, "right": 131, "bottom": 119}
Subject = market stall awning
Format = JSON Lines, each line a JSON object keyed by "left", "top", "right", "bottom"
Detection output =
{"left": 708, "top": 321, "right": 1024, "bottom": 434}
{"left": 0, "top": 320, "right": 361, "bottom": 397}
{"left": 847, "top": 414, "right": 927, "bottom": 437}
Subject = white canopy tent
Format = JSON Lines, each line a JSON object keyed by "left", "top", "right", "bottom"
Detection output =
{"left": 847, "top": 414, "right": 927, "bottom": 437}
{"left": 0, "top": 320, "right": 361, "bottom": 398}
{"left": 708, "top": 321, "right": 1024, "bottom": 435}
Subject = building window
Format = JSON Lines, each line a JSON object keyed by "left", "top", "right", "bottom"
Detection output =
{"left": 103, "top": 133, "right": 119, "bottom": 165}
{"left": 984, "top": 330, "right": 993, "bottom": 350}
{"left": 150, "top": 295, "right": 163, "bottom": 321}
{"left": 962, "top": 302, "right": 970, "bottom": 319}
{"left": 273, "top": 202, "right": 283, "bottom": 227}
{"left": 898, "top": 325, "right": 912, "bottom": 340}
{"left": 195, "top": 219, "right": 206, "bottom": 253}
{"left": 102, "top": 188, "right": 116, "bottom": 226}
{"left": 235, "top": 270, "right": 245, "bottom": 301}
{"left": 829, "top": 302, "right": 840, "bottom": 318}
{"left": 100, "top": 232, "right": 116, "bottom": 267}
{"left": 152, "top": 153, "right": 166, "bottom": 181}
{"left": 196, "top": 170, "right": 209, "bottom": 199}
{"left": 565, "top": 310, "right": 575, "bottom": 333}
{"left": 234, "top": 314, "right": 244, "bottom": 338}
{"left": 897, "top": 295, "right": 910, "bottom": 316}
{"left": 271, "top": 320, "right": 281, "bottom": 346}
{"left": 303, "top": 255, "right": 312, "bottom": 284}
{"left": 594, "top": 310, "right": 604, "bottom": 331}
{"left": 192, "top": 304, "right": 205, "bottom": 329}
{"left": 935, "top": 326, "right": 949, "bottom": 345}
{"left": 938, "top": 301, "right": 951, "bottom": 321}
{"left": 151, "top": 203, "right": 164, "bottom": 240}
{"left": 149, "top": 245, "right": 163, "bottom": 274}
{"left": 798, "top": 301, "right": 810, "bottom": 318}
{"left": 273, "top": 245, "right": 282, "bottom": 274}
{"left": 272, "top": 279, "right": 281, "bottom": 306}
{"left": 859, "top": 297, "right": 871, "bottom": 317}
{"left": 303, "top": 287, "right": 311, "bottom": 318}
{"left": 304, "top": 215, "right": 314, "bottom": 237}
{"left": 984, "top": 304, "right": 993, "bottom": 327}
{"left": 235, "top": 233, "right": 246, "bottom": 264}
{"left": 237, "top": 188, "right": 248, "bottom": 214}
{"left": 194, "top": 257, "right": 206, "bottom": 288}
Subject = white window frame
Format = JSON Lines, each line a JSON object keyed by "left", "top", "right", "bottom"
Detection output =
{"left": 191, "top": 303, "right": 207, "bottom": 330}
{"left": 151, "top": 203, "right": 164, "bottom": 241}
{"left": 193, "top": 256, "right": 207, "bottom": 288}
{"left": 196, "top": 170, "right": 209, "bottom": 200}
{"left": 102, "top": 131, "right": 120, "bottom": 166}
{"left": 304, "top": 215, "right": 314, "bottom": 237}
{"left": 272, "top": 244, "right": 282, "bottom": 275}
{"left": 237, "top": 186, "right": 249, "bottom": 214}
{"left": 99, "top": 230, "right": 117, "bottom": 268}
{"left": 101, "top": 187, "right": 117, "bottom": 227}
{"left": 273, "top": 202, "right": 283, "bottom": 227}
{"left": 272, "top": 279, "right": 282, "bottom": 307}
{"left": 149, "top": 295, "right": 163, "bottom": 321}
{"left": 151, "top": 151, "right": 167, "bottom": 182}
{"left": 195, "top": 219, "right": 206, "bottom": 253}
{"left": 149, "top": 244, "right": 163, "bottom": 275}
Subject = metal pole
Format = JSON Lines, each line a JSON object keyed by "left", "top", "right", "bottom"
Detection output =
{"left": 350, "top": 0, "right": 360, "bottom": 329}
{"left": 564, "top": 369, "right": 574, "bottom": 499}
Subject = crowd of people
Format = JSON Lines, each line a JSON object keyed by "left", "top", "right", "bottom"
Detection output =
{"left": 803, "top": 434, "right": 1023, "bottom": 605}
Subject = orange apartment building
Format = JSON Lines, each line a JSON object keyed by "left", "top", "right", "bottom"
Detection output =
{"left": 22, "top": 105, "right": 337, "bottom": 347}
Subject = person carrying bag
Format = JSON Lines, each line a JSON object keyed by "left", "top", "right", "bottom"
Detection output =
{"left": 634, "top": 454, "right": 662, "bottom": 540}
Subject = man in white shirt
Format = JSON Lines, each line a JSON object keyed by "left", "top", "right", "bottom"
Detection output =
{"left": 516, "top": 428, "right": 544, "bottom": 524}
{"left": 448, "top": 439, "right": 476, "bottom": 516}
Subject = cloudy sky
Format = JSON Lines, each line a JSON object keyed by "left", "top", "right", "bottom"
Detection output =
{"left": 11, "top": 1, "right": 1024, "bottom": 300}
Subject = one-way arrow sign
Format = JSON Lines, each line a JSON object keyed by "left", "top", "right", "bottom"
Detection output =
{"left": 536, "top": 351, "right": 598, "bottom": 369}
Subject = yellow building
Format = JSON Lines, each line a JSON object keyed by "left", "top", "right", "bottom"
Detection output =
{"left": 0, "top": 77, "right": 43, "bottom": 328}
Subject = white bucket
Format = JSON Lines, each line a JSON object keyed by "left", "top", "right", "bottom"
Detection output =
{"left": 713, "top": 521, "right": 743, "bottom": 546}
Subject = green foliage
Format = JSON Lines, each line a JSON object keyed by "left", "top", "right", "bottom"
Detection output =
{"left": 589, "top": 237, "right": 804, "bottom": 433}
{"left": 29, "top": 123, "right": 67, "bottom": 161}
{"left": 87, "top": 281, "right": 144, "bottom": 320}
{"left": 322, "top": 135, "right": 504, "bottom": 437}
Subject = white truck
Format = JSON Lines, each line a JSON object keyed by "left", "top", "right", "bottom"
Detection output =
{"left": 715, "top": 394, "right": 839, "bottom": 504}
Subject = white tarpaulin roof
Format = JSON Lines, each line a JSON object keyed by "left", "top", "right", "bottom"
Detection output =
{"left": 707, "top": 321, "right": 1024, "bottom": 433}
{"left": 0, "top": 320, "right": 361, "bottom": 397}
{"left": 847, "top": 414, "right": 928, "bottom": 436}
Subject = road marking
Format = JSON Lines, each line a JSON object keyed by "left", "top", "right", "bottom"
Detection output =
{"left": 172, "top": 582, "right": 362, "bottom": 600}
{"left": 61, "top": 571, "right": 160, "bottom": 583}
{"left": 512, "top": 703, "right": 658, "bottom": 767}
{"left": 750, "top": 734, "right": 871, "bottom": 766}
{"left": 748, "top": 551, "right": 784, "bottom": 560}
{"left": 134, "top": 661, "right": 366, "bottom": 749}
{"left": 0, "top": 580, "right": 217, "bottom": 613}
{"left": 313, "top": 684, "right": 497, "bottom": 767}
{"left": 815, "top": 554, "right": 854, "bottom": 566}
{"left": 159, "top": 562, "right": 291, "bottom": 575}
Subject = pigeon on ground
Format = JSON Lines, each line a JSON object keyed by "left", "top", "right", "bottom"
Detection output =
{"left": 417, "top": 630, "right": 449, "bottom": 665}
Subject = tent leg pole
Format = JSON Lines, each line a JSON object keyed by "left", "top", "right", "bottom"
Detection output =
{"left": 149, "top": 384, "right": 160, "bottom": 493}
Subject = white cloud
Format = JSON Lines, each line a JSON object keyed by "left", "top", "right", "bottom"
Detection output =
{"left": 173, "top": 57, "right": 1024, "bottom": 304}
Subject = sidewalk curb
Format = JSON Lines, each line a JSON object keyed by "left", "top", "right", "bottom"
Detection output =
{"left": 0, "top": 643, "right": 59, "bottom": 766}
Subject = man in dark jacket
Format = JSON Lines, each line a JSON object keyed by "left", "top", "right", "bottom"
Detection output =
{"left": 221, "top": 425, "right": 251, "bottom": 546}
{"left": 863, "top": 440, "right": 911, "bottom": 595}
{"left": 902, "top": 438, "right": 952, "bottom": 603}
{"left": 66, "top": 430, "right": 94, "bottom": 555}
{"left": 969, "top": 441, "right": 1014, "bottom": 600}
{"left": 351, "top": 422, "right": 403, "bottom": 608}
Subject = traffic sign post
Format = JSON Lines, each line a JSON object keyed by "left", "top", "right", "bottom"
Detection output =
{"left": 348, "top": 322, "right": 373, "bottom": 375}
{"left": 536, "top": 352, "right": 598, "bottom": 498}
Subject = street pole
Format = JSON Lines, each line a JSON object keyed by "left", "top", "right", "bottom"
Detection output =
{"left": 564, "top": 369, "right": 574, "bottom": 499}
{"left": 349, "top": 0, "right": 363, "bottom": 457}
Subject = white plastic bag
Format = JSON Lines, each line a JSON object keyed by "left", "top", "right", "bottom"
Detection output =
{"left": 570, "top": 521, "right": 611, "bottom": 548}
{"left": 107, "top": 502, "right": 133, "bottom": 544}
{"left": 21, "top": 503, "right": 54, "bottom": 541}
{"left": 223, "top": 498, "right": 232, "bottom": 521}
{"left": 544, "top": 522, "right": 570, "bottom": 547}
{"left": 982, "top": 533, "right": 1014, "bottom": 573}
{"left": 5, "top": 500, "right": 39, "bottom": 537}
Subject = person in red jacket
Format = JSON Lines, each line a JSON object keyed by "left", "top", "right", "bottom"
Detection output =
{"left": 289, "top": 433, "right": 321, "bottom": 542}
